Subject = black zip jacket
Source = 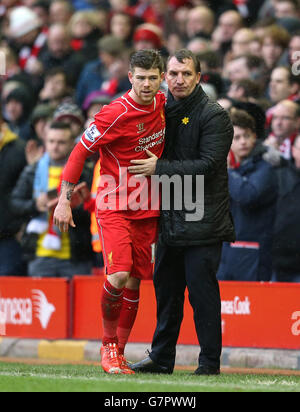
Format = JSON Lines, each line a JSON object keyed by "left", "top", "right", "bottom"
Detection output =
{"left": 155, "top": 85, "right": 236, "bottom": 247}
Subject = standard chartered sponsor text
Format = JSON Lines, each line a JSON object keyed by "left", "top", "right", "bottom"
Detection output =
{"left": 135, "top": 129, "right": 165, "bottom": 152}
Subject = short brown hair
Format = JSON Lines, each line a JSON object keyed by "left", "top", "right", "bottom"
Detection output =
{"left": 129, "top": 49, "right": 165, "bottom": 74}
{"left": 167, "top": 49, "right": 201, "bottom": 73}
{"left": 263, "top": 25, "right": 291, "bottom": 49}
{"left": 233, "top": 79, "right": 262, "bottom": 99}
{"left": 230, "top": 108, "right": 256, "bottom": 133}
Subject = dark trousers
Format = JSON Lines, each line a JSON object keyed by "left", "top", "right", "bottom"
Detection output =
{"left": 150, "top": 242, "right": 223, "bottom": 371}
{"left": 0, "top": 238, "right": 24, "bottom": 276}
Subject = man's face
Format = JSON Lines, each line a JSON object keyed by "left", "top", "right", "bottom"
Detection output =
{"left": 50, "top": 2, "right": 72, "bottom": 24}
{"left": 5, "top": 99, "right": 23, "bottom": 122}
{"left": 232, "top": 29, "right": 253, "bottom": 56}
{"left": 186, "top": 9, "right": 208, "bottom": 38}
{"left": 218, "top": 12, "right": 241, "bottom": 42}
{"left": 269, "top": 68, "right": 291, "bottom": 103}
{"left": 128, "top": 67, "right": 163, "bottom": 105}
{"left": 262, "top": 38, "right": 283, "bottom": 68}
{"left": 48, "top": 28, "right": 70, "bottom": 58}
{"left": 166, "top": 57, "right": 201, "bottom": 100}
{"left": 111, "top": 14, "right": 131, "bottom": 40}
{"left": 45, "top": 73, "right": 67, "bottom": 99}
{"left": 45, "top": 128, "right": 74, "bottom": 161}
{"left": 231, "top": 126, "right": 257, "bottom": 161}
{"left": 226, "top": 57, "right": 250, "bottom": 83}
{"left": 272, "top": 104, "right": 298, "bottom": 140}
{"left": 274, "top": 1, "right": 297, "bottom": 18}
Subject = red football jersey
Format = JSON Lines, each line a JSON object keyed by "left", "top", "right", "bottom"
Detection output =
{"left": 80, "top": 90, "right": 166, "bottom": 219}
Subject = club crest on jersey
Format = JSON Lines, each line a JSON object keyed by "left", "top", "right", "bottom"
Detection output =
{"left": 137, "top": 123, "right": 146, "bottom": 134}
{"left": 85, "top": 124, "right": 101, "bottom": 142}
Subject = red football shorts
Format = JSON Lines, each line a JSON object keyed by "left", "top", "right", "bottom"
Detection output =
{"left": 97, "top": 213, "right": 159, "bottom": 280}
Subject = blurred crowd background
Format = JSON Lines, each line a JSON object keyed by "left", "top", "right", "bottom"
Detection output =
{"left": 0, "top": 0, "right": 299, "bottom": 282}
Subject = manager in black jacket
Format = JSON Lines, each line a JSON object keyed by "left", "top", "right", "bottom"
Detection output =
{"left": 129, "top": 50, "right": 235, "bottom": 375}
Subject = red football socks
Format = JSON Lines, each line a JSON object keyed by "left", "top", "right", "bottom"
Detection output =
{"left": 117, "top": 288, "right": 140, "bottom": 355}
{"left": 101, "top": 279, "right": 124, "bottom": 346}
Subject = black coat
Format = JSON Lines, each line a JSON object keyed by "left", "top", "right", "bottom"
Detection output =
{"left": 272, "top": 161, "right": 300, "bottom": 275}
{"left": 155, "top": 86, "right": 235, "bottom": 247}
{"left": 0, "top": 133, "right": 27, "bottom": 239}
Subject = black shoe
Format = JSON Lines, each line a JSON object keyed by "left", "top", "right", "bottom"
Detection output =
{"left": 130, "top": 356, "right": 173, "bottom": 374}
{"left": 194, "top": 365, "right": 220, "bottom": 376}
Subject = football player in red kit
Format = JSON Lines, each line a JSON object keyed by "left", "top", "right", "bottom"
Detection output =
{"left": 54, "top": 50, "right": 165, "bottom": 375}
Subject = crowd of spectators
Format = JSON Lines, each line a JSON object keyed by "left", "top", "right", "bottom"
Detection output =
{"left": 0, "top": 0, "right": 299, "bottom": 282}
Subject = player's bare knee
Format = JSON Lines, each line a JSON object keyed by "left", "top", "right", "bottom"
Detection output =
{"left": 108, "top": 271, "right": 130, "bottom": 289}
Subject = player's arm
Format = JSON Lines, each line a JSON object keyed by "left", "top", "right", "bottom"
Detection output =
{"left": 54, "top": 142, "right": 90, "bottom": 233}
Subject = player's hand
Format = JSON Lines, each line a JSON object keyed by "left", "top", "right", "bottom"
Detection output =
{"left": 128, "top": 150, "right": 158, "bottom": 177}
{"left": 53, "top": 201, "right": 76, "bottom": 233}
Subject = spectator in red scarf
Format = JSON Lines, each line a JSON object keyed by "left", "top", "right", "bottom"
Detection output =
{"left": 7, "top": 6, "right": 48, "bottom": 75}
{"left": 218, "top": 109, "right": 278, "bottom": 281}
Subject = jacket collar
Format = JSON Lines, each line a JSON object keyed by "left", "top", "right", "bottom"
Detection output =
{"left": 165, "top": 85, "right": 207, "bottom": 119}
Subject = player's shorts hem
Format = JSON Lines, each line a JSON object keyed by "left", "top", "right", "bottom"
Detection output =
{"left": 106, "top": 264, "right": 133, "bottom": 276}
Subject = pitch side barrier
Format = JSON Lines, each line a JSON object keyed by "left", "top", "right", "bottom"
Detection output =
{"left": 0, "top": 276, "right": 299, "bottom": 350}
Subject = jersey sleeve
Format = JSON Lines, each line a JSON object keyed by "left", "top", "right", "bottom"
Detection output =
{"left": 80, "top": 101, "right": 128, "bottom": 153}
{"left": 62, "top": 142, "right": 90, "bottom": 184}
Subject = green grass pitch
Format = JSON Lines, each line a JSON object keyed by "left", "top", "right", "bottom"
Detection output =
{"left": 0, "top": 361, "right": 299, "bottom": 393}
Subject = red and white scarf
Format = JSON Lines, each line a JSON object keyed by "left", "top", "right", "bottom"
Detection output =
{"left": 19, "top": 28, "right": 48, "bottom": 71}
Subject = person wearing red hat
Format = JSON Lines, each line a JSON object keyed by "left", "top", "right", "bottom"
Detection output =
{"left": 133, "top": 23, "right": 163, "bottom": 50}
